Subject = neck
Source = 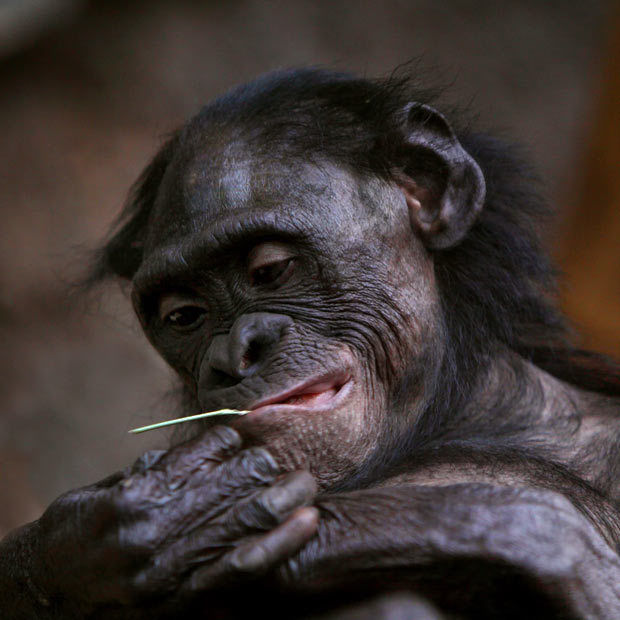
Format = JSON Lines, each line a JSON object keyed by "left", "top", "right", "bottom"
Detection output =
{"left": 420, "top": 347, "right": 620, "bottom": 494}
{"left": 458, "top": 350, "right": 579, "bottom": 445}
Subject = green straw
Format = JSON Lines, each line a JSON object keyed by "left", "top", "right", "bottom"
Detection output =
{"left": 128, "top": 409, "right": 250, "bottom": 434}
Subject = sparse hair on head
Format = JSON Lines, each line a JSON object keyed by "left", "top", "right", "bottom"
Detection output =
{"left": 88, "top": 67, "right": 620, "bottom": 404}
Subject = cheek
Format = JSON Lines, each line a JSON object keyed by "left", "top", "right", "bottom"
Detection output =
{"left": 387, "top": 238, "right": 439, "bottom": 347}
{"left": 155, "top": 337, "right": 208, "bottom": 387}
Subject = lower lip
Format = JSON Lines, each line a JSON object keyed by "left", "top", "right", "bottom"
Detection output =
{"left": 246, "top": 379, "right": 352, "bottom": 418}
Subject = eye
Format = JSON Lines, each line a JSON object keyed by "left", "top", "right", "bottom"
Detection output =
{"left": 158, "top": 295, "right": 208, "bottom": 331}
{"left": 165, "top": 306, "right": 207, "bottom": 329}
{"left": 248, "top": 242, "right": 296, "bottom": 287}
{"left": 251, "top": 258, "right": 294, "bottom": 286}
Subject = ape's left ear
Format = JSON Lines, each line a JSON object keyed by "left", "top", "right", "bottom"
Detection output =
{"left": 397, "top": 103, "right": 486, "bottom": 250}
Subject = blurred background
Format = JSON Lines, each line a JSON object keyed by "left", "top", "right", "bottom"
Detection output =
{"left": 1, "top": 0, "right": 619, "bottom": 535}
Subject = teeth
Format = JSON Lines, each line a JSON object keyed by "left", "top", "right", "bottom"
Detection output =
{"left": 285, "top": 393, "right": 317, "bottom": 405}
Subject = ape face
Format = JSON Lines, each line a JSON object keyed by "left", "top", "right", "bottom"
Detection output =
{"left": 130, "top": 139, "right": 442, "bottom": 489}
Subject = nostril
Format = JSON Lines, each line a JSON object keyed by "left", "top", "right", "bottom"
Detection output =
{"left": 239, "top": 339, "right": 264, "bottom": 373}
{"left": 205, "top": 313, "right": 292, "bottom": 382}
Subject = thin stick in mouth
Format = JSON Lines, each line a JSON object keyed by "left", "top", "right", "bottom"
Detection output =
{"left": 128, "top": 409, "right": 250, "bottom": 434}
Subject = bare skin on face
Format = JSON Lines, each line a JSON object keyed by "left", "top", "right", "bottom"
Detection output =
{"left": 136, "top": 145, "right": 620, "bottom": 494}
{"left": 134, "top": 151, "right": 440, "bottom": 489}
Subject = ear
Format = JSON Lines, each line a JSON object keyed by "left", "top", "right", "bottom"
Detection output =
{"left": 396, "top": 103, "right": 485, "bottom": 250}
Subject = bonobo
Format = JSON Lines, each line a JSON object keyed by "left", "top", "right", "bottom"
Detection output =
{"left": 2, "top": 68, "right": 620, "bottom": 619}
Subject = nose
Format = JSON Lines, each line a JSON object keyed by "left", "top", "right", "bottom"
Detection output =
{"left": 204, "top": 313, "right": 293, "bottom": 384}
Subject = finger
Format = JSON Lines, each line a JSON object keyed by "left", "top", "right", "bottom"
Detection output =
{"left": 115, "top": 427, "right": 243, "bottom": 504}
{"left": 90, "top": 450, "right": 168, "bottom": 496}
{"left": 164, "top": 425, "right": 242, "bottom": 466}
{"left": 227, "top": 506, "right": 319, "bottom": 572}
{"left": 182, "top": 506, "right": 319, "bottom": 592}
{"left": 156, "top": 426, "right": 243, "bottom": 489}
{"left": 178, "top": 469, "right": 315, "bottom": 543}
{"left": 222, "top": 470, "right": 317, "bottom": 531}
{"left": 130, "top": 449, "right": 168, "bottom": 475}
{"left": 112, "top": 445, "right": 282, "bottom": 554}
{"left": 134, "top": 447, "right": 282, "bottom": 541}
{"left": 193, "top": 446, "right": 281, "bottom": 494}
{"left": 137, "top": 471, "right": 316, "bottom": 587}
{"left": 164, "top": 447, "right": 283, "bottom": 528}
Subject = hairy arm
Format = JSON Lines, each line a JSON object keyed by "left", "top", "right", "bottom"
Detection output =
{"left": 278, "top": 480, "right": 620, "bottom": 619}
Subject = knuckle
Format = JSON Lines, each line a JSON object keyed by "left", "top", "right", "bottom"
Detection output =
{"left": 207, "top": 425, "right": 242, "bottom": 452}
{"left": 110, "top": 484, "right": 145, "bottom": 515}
{"left": 226, "top": 487, "right": 290, "bottom": 531}
{"left": 256, "top": 489, "right": 285, "bottom": 524}
{"left": 228, "top": 543, "right": 267, "bottom": 574}
{"left": 224, "top": 447, "right": 280, "bottom": 484}
{"left": 131, "top": 449, "right": 167, "bottom": 474}
{"left": 260, "top": 484, "right": 301, "bottom": 519}
{"left": 245, "top": 447, "right": 280, "bottom": 476}
{"left": 255, "top": 472, "right": 317, "bottom": 521}
{"left": 284, "top": 470, "right": 318, "bottom": 501}
{"left": 126, "top": 520, "right": 161, "bottom": 553}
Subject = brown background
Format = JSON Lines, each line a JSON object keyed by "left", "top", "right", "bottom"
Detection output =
{"left": 1, "top": 0, "right": 619, "bottom": 535}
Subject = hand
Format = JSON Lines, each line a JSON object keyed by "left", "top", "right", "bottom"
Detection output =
{"left": 27, "top": 426, "right": 318, "bottom": 615}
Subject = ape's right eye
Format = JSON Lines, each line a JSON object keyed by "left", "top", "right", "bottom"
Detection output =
{"left": 164, "top": 306, "right": 207, "bottom": 329}
{"left": 158, "top": 295, "right": 208, "bottom": 331}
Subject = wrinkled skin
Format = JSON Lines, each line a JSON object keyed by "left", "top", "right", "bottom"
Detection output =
{"left": 133, "top": 154, "right": 440, "bottom": 490}
{"left": 4, "top": 428, "right": 319, "bottom": 618}
{"left": 2, "top": 75, "right": 620, "bottom": 619}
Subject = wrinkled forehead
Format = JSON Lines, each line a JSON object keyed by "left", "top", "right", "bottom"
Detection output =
{"left": 144, "top": 138, "right": 401, "bottom": 252}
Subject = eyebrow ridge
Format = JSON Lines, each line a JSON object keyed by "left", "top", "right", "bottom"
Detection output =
{"left": 133, "top": 213, "right": 304, "bottom": 294}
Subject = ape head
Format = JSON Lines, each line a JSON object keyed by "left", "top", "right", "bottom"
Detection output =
{"left": 92, "top": 69, "right": 561, "bottom": 490}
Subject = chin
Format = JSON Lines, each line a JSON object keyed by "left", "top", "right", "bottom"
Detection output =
{"left": 230, "top": 377, "right": 377, "bottom": 490}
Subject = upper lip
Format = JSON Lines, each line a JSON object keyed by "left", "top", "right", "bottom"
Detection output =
{"left": 249, "top": 370, "right": 351, "bottom": 410}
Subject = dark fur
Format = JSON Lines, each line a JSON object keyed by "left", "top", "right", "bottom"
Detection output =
{"left": 89, "top": 69, "right": 620, "bottom": 454}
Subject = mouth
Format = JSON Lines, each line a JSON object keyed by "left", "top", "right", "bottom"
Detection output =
{"left": 248, "top": 371, "right": 352, "bottom": 416}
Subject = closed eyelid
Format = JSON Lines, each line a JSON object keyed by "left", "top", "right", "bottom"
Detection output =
{"left": 247, "top": 242, "right": 296, "bottom": 270}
